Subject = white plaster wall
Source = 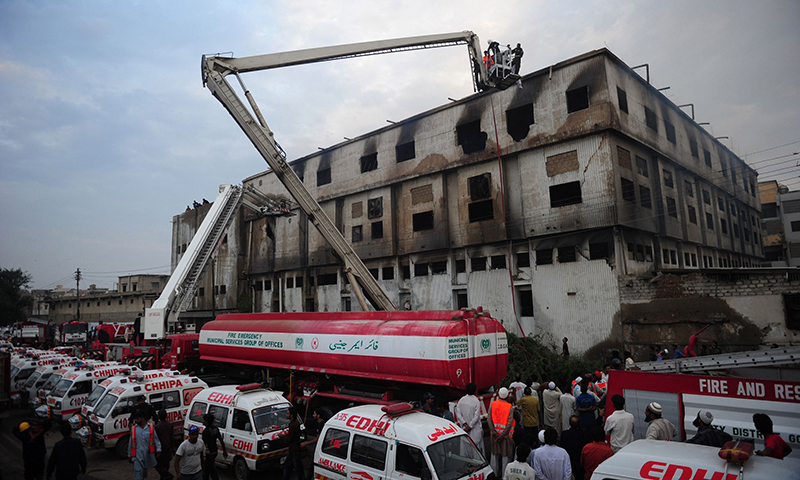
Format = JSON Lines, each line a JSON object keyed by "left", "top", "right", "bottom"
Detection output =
{"left": 723, "top": 296, "right": 789, "bottom": 345}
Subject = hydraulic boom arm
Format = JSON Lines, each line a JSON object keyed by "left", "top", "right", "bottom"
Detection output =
{"left": 202, "top": 31, "right": 514, "bottom": 311}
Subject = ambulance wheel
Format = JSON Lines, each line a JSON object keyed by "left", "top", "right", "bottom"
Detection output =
{"left": 115, "top": 435, "right": 130, "bottom": 459}
{"left": 233, "top": 457, "right": 250, "bottom": 480}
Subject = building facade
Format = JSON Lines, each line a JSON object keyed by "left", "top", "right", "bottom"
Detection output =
{"left": 173, "top": 48, "right": 771, "bottom": 354}
{"left": 758, "top": 180, "right": 787, "bottom": 265}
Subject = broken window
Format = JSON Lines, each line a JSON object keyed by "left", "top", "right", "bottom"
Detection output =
{"left": 639, "top": 186, "right": 652, "bottom": 209}
{"left": 636, "top": 244, "right": 645, "bottom": 262}
{"left": 558, "top": 246, "right": 577, "bottom": 263}
{"left": 666, "top": 197, "right": 677, "bottom": 217}
{"left": 536, "top": 249, "right": 553, "bottom": 265}
{"left": 367, "top": 197, "right": 383, "bottom": 219}
{"left": 352, "top": 225, "right": 363, "bottom": 243}
{"left": 721, "top": 159, "right": 728, "bottom": 177}
{"left": 621, "top": 178, "right": 636, "bottom": 202}
{"left": 519, "top": 289, "right": 534, "bottom": 316}
{"left": 516, "top": 252, "right": 530, "bottom": 268}
{"left": 412, "top": 211, "right": 434, "bottom": 231}
{"left": 317, "top": 273, "right": 338, "bottom": 286}
{"left": 401, "top": 265, "right": 410, "bottom": 280}
{"left": 369, "top": 268, "right": 379, "bottom": 279}
{"left": 264, "top": 280, "right": 272, "bottom": 290}
{"left": 455, "top": 259, "right": 466, "bottom": 273}
{"left": 286, "top": 277, "right": 293, "bottom": 288}
{"left": 396, "top": 141, "right": 415, "bottom": 163}
{"left": 636, "top": 156, "right": 649, "bottom": 177}
{"left": 663, "top": 170, "right": 674, "bottom": 188}
{"left": 566, "top": 86, "right": 589, "bottom": 113}
{"left": 549, "top": 181, "right": 582, "bottom": 208}
{"left": 414, "top": 263, "right": 429, "bottom": 276}
{"left": 703, "top": 190, "right": 711, "bottom": 205}
{"left": 431, "top": 261, "right": 448, "bottom": 274}
{"left": 456, "top": 120, "right": 487, "bottom": 154}
{"left": 718, "top": 197, "right": 725, "bottom": 212}
{"left": 665, "top": 121, "right": 676, "bottom": 144}
{"left": 690, "top": 139, "right": 699, "bottom": 158}
{"left": 295, "top": 276, "right": 304, "bottom": 288}
{"left": 455, "top": 290, "right": 469, "bottom": 310}
{"left": 468, "top": 200, "right": 494, "bottom": 222}
{"left": 688, "top": 205, "right": 697, "bottom": 224}
{"left": 317, "top": 167, "right": 331, "bottom": 186}
{"left": 662, "top": 249, "right": 670, "bottom": 264}
{"left": 685, "top": 180, "right": 694, "bottom": 197}
{"left": 371, "top": 221, "right": 383, "bottom": 239}
{"left": 645, "top": 107, "right": 657, "bottom": 131}
{"left": 706, "top": 213, "right": 714, "bottom": 230}
{"left": 506, "top": 103, "right": 534, "bottom": 141}
{"left": 721, "top": 219, "right": 728, "bottom": 234}
{"left": 469, "top": 173, "right": 492, "bottom": 200}
{"left": 589, "top": 242, "right": 610, "bottom": 259}
{"left": 305, "top": 298, "right": 315, "bottom": 312}
{"left": 382, "top": 267, "right": 394, "bottom": 280}
{"left": 617, "top": 87, "right": 628, "bottom": 113}
{"left": 360, "top": 153, "right": 378, "bottom": 173}
{"left": 704, "top": 149, "right": 712, "bottom": 167}
{"left": 491, "top": 255, "right": 506, "bottom": 269}
{"left": 471, "top": 257, "right": 487, "bottom": 271}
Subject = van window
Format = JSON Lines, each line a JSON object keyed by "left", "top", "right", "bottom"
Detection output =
{"left": 352, "top": 434, "right": 387, "bottom": 471}
{"left": 321, "top": 428, "right": 350, "bottom": 460}
{"left": 95, "top": 394, "right": 119, "bottom": 418}
{"left": 113, "top": 397, "right": 137, "bottom": 417}
{"left": 150, "top": 390, "right": 181, "bottom": 411}
{"left": 231, "top": 409, "right": 252, "bottom": 432}
{"left": 189, "top": 402, "right": 208, "bottom": 423}
{"left": 70, "top": 381, "right": 92, "bottom": 396}
{"left": 427, "top": 435, "right": 488, "bottom": 480}
{"left": 396, "top": 443, "right": 427, "bottom": 478}
{"left": 207, "top": 405, "right": 229, "bottom": 428}
{"left": 252, "top": 403, "right": 291, "bottom": 435}
{"left": 86, "top": 385, "right": 106, "bottom": 408}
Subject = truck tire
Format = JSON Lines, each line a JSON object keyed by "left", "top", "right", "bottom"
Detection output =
{"left": 115, "top": 435, "right": 130, "bottom": 459}
{"left": 234, "top": 457, "right": 250, "bottom": 480}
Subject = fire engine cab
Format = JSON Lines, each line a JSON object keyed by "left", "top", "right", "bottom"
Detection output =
{"left": 314, "top": 403, "right": 492, "bottom": 480}
{"left": 87, "top": 372, "right": 207, "bottom": 458}
{"left": 184, "top": 383, "right": 299, "bottom": 480}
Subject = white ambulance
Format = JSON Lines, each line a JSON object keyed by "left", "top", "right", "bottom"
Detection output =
{"left": 9, "top": 354, "right": 70, "bottom": 399}
{"left": 36, "top": 362, "right": 133, "bottom": 421}
{"left": 590, "top": 440, "right": 800, "bottom": 480}
{"left": 20, "top": 358, "right": 80, "bottom": 404}
{"left": 88, "top": 372, "right": 207, "bottom": 458}
{"left": 314, "top": 403, "right": 492, "bottom": 480}
{"left": 70, "top": 368, "right": 180, "bottom": 432}
{"left": 183, "top": 383, "right": 301, "bottom": 480}
{"left": 33, "top": 363, "right": 84, "bottom": 409}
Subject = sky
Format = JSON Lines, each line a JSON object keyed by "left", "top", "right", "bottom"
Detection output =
{"left": 1, "top": 0, "right": 799, "bottom": 290}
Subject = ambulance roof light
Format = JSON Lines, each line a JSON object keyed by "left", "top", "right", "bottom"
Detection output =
{"left": 236, "top": 383, "right": 262, "bottom": 392}
{"left": 381, "top": 402, "right": 415, "bottom": 416}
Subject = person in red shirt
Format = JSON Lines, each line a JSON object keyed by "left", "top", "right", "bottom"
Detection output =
{"left": 580, "top": 426, "right": 614, "bottom": 479}
{"left": 753, "top": 413, "right": 793, "bottom": 459}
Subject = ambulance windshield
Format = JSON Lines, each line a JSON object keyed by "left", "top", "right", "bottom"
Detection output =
{"left": 252, "top": 403, "right": 292, "bottom": 435}
{"left": 24, "top": 371, "right": 42, "bottom": 388}
{"left": 86, "top": 385, "right": 106, "bottom": 407}
{"left": 41, "top": 373, "right": 62, "bottom": 391}
{"left": 427, "top": 435, "right": 489, "bottom": 480}
{"left": 95, "top": 394, "right": 119, "bottom": 418}
{"left": 50, "top": 378, "right": 73, "bottom": 398}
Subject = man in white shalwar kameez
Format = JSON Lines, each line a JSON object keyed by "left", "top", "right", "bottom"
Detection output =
{"left": 456, "top": 382, "right": 485, "bottom": 455}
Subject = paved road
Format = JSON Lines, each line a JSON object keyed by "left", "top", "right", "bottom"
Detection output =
{"left": 0, "top": 409, "right": 311, "bottom": 480}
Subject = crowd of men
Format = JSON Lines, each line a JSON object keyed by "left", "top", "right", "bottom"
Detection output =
{"left": 424, "top": 370, "right": 794, "bottom": 480}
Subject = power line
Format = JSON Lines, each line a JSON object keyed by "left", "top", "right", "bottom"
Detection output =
{"left": 746, "top": 139, "right": 800, "bottom": 157}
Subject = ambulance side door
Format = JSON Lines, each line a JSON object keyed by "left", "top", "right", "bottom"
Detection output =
{"left": 207, "top": 404, "right": 229, "bottom": 457}
{"left": 348, "top": 434, "right": 389, "bottom": 480}
{"left": 67, "top": 380, "right": 93, "bottom": 412}
{"left": 227, "top": 408, "right": 255, "bottom": 465}
{"left": 315, "top": 427, "right": 350, "bottom": 480}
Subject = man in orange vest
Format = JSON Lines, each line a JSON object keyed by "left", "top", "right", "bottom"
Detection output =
{"left": 131, "top": 412, "right": 162, "bottom": 480}
{"left": 489, "top": 387, "right": 515, "bottom": 477}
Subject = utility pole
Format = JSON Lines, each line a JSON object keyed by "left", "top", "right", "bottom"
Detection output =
{"left": 74, "top": 268, "right": 82, "bottom": 322}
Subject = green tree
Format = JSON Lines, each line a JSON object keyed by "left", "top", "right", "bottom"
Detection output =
{"left": 503, "top": 333, "right": 603, "bottom": 391}
{"left": 0, "top": 268, "right": 34, "bottom": 325}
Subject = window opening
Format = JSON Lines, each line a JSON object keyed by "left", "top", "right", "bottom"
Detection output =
{"left": 645, "top": 107, "right": 657, "bottom": 131}
{"left": 317, "top": 167, "right": 331, "bottom": 186}
{"left": 506, "top": 103, "right": 534, "bottom": 141}
{"left": 456, "top": 120, "right": 487, "bottom": 154}
{"left": 471, "top": 257, "right": 487, "bottom": 271}
{"left": 360, "top": 153, "right": 378, "bottom": 173}
{"left": 371, "top": 221, "right": 383, "bottom": 239}
{"left": 395, "top": 141, "right": 415, "bottom": 163}
{"left": 367, "top": 197, "right": 383, "bottom": 218}
{"left": 566, "top": 86, "right": 589, "bottom": 113}
{"left": 617, "top": 87, "right": 628, "bottom": 113}
{"left": 412, "top": 211, "right": 434, "bottom": 231}
{"left": 550, "top": 181, "right": 582, "bottom": 208}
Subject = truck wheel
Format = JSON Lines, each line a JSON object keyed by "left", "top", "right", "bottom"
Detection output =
{"left": 115, "top": 435, "right": 130, "bottom": 459}
{"left": 234, "top": 457, "right": 250, "bottom": 480}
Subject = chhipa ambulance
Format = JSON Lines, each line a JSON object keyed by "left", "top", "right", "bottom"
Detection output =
{"left": 87, "top": 372, "right": 207, "bottom": 458}
{"left": 36, "top": 361, "right": 133, "bottom": 421}
{"left": 9, "top": 353, "right": 71, "bottom": 397}
{"left": 184, "top": 383, "right": 301, "bottom": 480}
{"left": 19, "top": 358, "right": 80, "bottom": 404}
{"left": 590, "top": 439, "right": 800, "bottom": 480}
{"left": 70, "top": 368, "right": 180, "bottom": 432}
{"left": 314, "top": 403, "right": 492, "bottom": 480}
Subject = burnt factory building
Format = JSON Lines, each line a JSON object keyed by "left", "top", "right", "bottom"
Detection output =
{"left": 174, "top": 48, "right": 770, "bottom": 354}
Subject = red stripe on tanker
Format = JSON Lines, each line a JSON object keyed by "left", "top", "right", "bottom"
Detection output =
{"left": 199, "top": 310, "right": 508, "bottom": 392}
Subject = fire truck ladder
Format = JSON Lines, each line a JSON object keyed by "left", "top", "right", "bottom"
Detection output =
{"left": 629, "top": 346, "right": 800, "bottom": 374}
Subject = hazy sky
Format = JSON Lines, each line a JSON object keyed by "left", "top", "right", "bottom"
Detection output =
{"left": 1, "top": 0, "right": 798, "bottom": 290}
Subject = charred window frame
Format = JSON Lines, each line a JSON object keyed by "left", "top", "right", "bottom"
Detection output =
{"left": 621, "top": 178, "right": 636, "bottom": 202}
{"left": 663, "top": 169, "right": 674, "bottom": 188}
{"left": 456, "top": 120, "right": 487, "bottom": 154}
{"left": 395, "top": 141, "right": 415, "bottom": 163}
{"left": 469, "top": 200, "right": 494, "bottom": 223}
{"left": 519, "top": 288, "right": 534, "bottom": 317}
{"left": 286, "top": 278, "right": 294, "bottom": 288}
{"left": 371, "top": 221, "right": 383, "bottom": 239}
{"left": 558, "top": 246, "right": 577, "bottom": 263}
{"left": 617, "top": 87, "right": 628, "bottom": 113}
{"left": 360, "top": 153, "right": 378, "bottom": 173}
{"left": 412, "top": 211, "right": 434, "bottom": 231}
{"left": 721, "top": 219, "right": 728, "bottom": 234}
{"left": 639, "top": 186, "right": 652, "bottom": 209}
{"left": 688, "top": 205, "right": 697, "bottom": 224}
{"left": 636, "top": 156, "right": 649, "bottom": 177}
{"left": 566, "top": 86, "right": 589, "bottom": 113}
{"left": 690, "top": 139, "right": 699, "bottom": 158}
{"left": 469, "top": 173, "right": 492, "bottom": 200}
{"left": 516, "top": 252, "right": 530, "bottom": 268}
{"left": 721, "top": 159, "right": 728, "bottom": 177}
{"left": 589, "top": 242, "right": 610, "bottom": 260}
{"left": 317, "top": 273, "right": 338, "bottom": 286}
{"left": 431, "top": 261, "right": 448, "bottom": 275}
{"left": 369, "top": 269, "right": 379, "bottom": 280}
{"left": 665, "top": 121, "right": 676, "bottom": 144}
{"left": 382, "top": 267, "right": 394, "bottom": 280}
{"left": 536, "top": 249, "right": 553, "bottom": 265}
{"left": 703, "top": 190, "right": 711, "bottom": 205}
{"left": 666, "top": 197, "right": 678, "bottom": 217}
{"left": 367, "top": 197, "right": 383, "bottom": 219}
{"left": 506, "top": 103, "right": 534, "bottom": 141}
{"left": 685, "top": 180, "right": 694, "bottom": 198}
{"left": 704, "top": 149, "right": 712, "bottom": 168}
{"left": 455, "top": 259, "right": 466, "bottom": 273}
{"left": 706, "top": 213, "right": 714, "bottom": 230}
{"left": 470, "top": 257, "right": 487, "bottom": 271}
{"left": 718, "top": 197, "right": 726, "bottom": 212}
{"left": 414, "top": 263, "right": 429, "bottom": 277}
{"left": 317, "top": 167, "right": 331, "bottom": 186}
{"left": 352, "top": 225, "right": 363, "bottom": 243}
{"left": 644, "top": 107, "right": 657, "bottom": 131}
{"left": 455, "top": 290, "right": 469, "bottom": 310}
{"left": 490, "top": 255, "right": 506, "bottom": 269}
{"left": 549, "top": 181, "right": 582, "bottom": 208}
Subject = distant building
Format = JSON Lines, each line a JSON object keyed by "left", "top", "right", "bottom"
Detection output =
{"left": 758, "top": 180, "right": 787, "bottom": 265}
{"left": 173, "top": 48, "right": 779, "bottom": 354}
{"left": 779, "top": 190, "right": 800, "bottom": 267}
{"left": 47, "top": 274, "right": 169, "bottom": 324}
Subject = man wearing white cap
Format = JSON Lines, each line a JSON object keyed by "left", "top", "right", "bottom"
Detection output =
{"left": 489, "top": 387, "right": 516, "bottom": 476}
{"left": 644, "top": 402, "right": 677, "bottom": 441}
{"left": 542, "top": 382, "right": 562, "bottom": 436}
{"left": 686, "top": 410, "right": 732, "bottom": 447}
